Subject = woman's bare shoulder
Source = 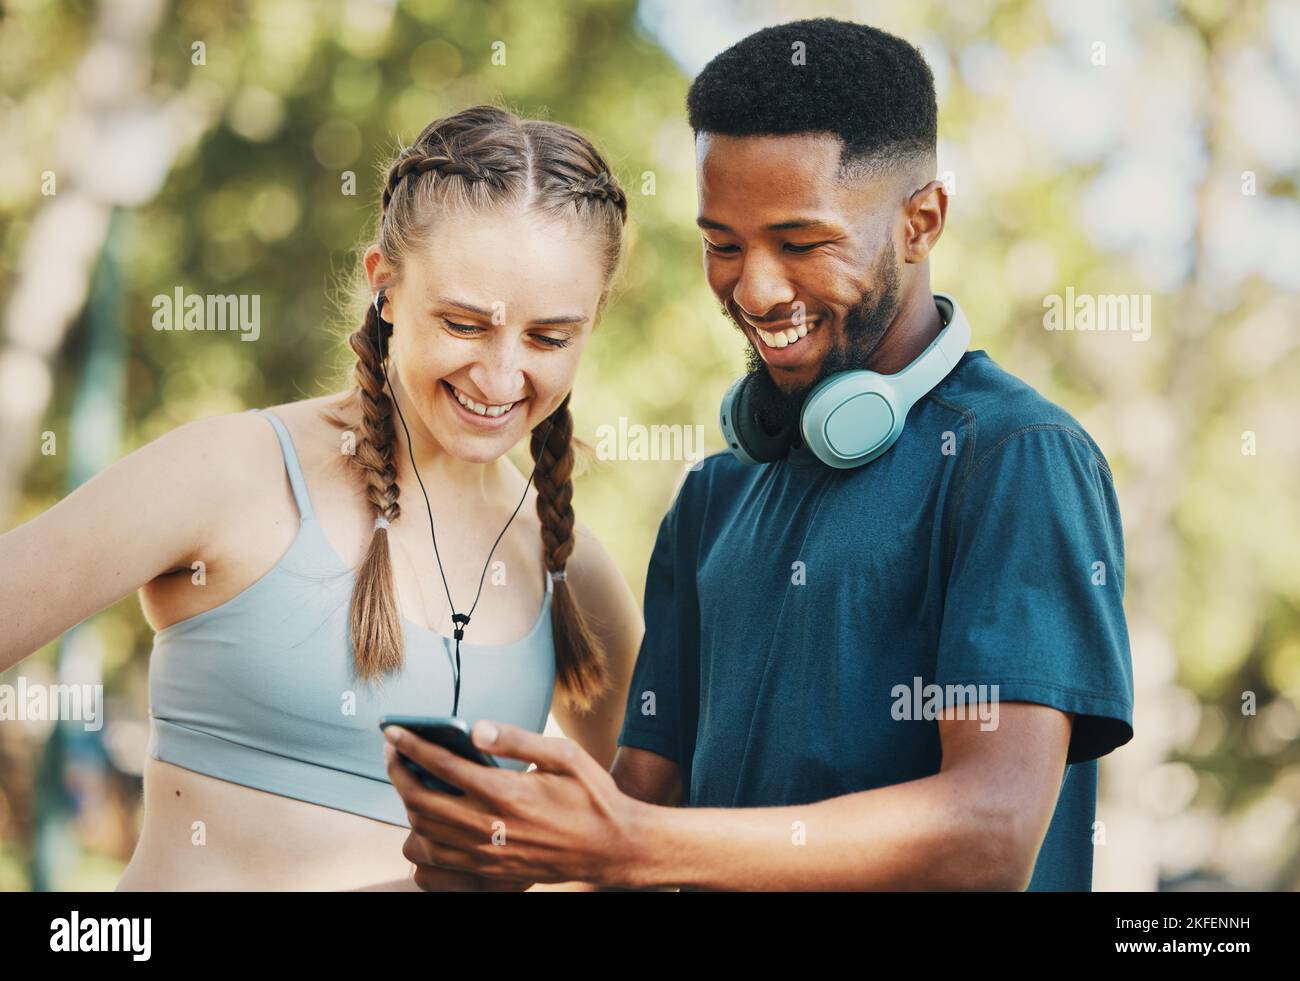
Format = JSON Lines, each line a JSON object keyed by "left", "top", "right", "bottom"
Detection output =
{"left": 261, "top": 392, "right": 355, "bottom": 444}
{"left": 175, "top": 396, "right": 357, "bottom": 557}
{"left": 262, "top": 390, "right": 354, "bottom": 426}
{"left": 154, "top": 408, "right": 282, "bottom": 483}
{"left": 151, "top": 407, "right": 302, "bottom": 534}
{"left": 257, "top": 391, "right": 359, "bottom": 482}
{"left": 152, "top": 396, "right": 351, "bottom": 523}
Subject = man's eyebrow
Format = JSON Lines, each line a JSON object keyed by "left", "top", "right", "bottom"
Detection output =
{"left": 696, "top": 216, "right": 838, "bottom": 233}
{"left": 432, "top": 295, "right": 587, "bottom": 326}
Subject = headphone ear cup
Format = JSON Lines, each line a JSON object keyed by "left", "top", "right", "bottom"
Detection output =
{"left": 800, "top": 370, "right": 900, "bottom": 468}
{"left": 720, "top": 375, "right": 797, "bottom": 464}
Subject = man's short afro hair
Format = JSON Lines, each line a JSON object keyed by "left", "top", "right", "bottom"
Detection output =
{"left": 687, "top": 17, "right": 937, "bottom": 177}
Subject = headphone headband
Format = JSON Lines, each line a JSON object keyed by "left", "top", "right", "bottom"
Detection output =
{"left": 890, "top": 293, "right": 969, "bottom": 406}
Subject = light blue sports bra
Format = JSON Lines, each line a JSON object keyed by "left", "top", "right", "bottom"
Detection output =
{"left": 147, "top": 408, "right": 557, "bottom": 827}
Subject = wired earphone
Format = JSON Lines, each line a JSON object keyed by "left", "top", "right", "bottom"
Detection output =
{"left": 372, "top": 287, "right": 559, "bottom": 717}
{"left": 719, "top": 292, "right": 972, "bottom": 469}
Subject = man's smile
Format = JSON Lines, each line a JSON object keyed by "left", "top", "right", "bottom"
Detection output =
{"left": 739, "top": 311, "right": 827, "bottom": 370}
{"left": 748, "top": 317, "right": 822, "bottom": 350}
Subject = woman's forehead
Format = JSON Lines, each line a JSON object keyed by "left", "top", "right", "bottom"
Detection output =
{"left": 404, "top": 211, "right": 605, "bottom": 311}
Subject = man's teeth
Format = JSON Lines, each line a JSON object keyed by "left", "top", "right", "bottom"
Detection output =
{"left": 449, "top": 384, "right": 517, "bottom": 417}
{"left": 756, "top": 319, "right": 818, "bottom": 349}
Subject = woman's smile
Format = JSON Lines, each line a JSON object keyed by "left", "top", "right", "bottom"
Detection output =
{"left": 440, "top": 379, "right": 527, "bottom": 429}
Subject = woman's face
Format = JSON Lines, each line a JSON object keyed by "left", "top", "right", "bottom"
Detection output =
{"left": 367, "top": 206, "right": 606, "bottom": 465}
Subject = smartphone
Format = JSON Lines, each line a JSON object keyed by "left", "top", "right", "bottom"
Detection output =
{"left": 379, "top": 715, "right": 499, "bottom": 796}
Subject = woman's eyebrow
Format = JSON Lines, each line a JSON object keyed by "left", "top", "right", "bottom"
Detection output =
{"left": 433, "top": 295, "right": 587, "bottom": 326}
{"left": 530, "top": 314, "right": 588, "bottom": 326}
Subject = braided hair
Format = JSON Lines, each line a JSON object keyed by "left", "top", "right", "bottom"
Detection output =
{"left": 325, "top": 105, "right": 627, "bottom": 713}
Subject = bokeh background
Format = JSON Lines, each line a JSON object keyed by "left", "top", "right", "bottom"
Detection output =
{"left": 2, "top": 0, "right": 1298, "bottom": 891}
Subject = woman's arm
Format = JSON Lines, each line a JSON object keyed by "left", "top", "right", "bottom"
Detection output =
{"left": 0, "top": 412, "right": 257, "bottom": 671}
{"left": 547, "top": 520, "right": 643, "bottom": 771}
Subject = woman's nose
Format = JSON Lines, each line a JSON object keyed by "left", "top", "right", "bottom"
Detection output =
{"left": 469, "top": 338, "right": 527, "bottom": 402}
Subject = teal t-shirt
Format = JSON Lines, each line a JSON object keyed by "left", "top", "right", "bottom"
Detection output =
{"left": 618, "top": 349, "right": 1134, "bottom": 891}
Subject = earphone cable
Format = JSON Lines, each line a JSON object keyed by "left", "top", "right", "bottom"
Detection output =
{"left": 375, "top": 290, "right": 557, "bottom": 715}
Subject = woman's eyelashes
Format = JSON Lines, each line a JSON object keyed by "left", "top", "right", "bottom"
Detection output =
{"left": 441, "top": 317, "right": 482, "bottom": 336}
{"left": 440, "top": 317, "right": 571, "bottom": 349}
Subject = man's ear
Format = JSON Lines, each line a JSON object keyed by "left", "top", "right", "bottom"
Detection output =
{"left": 903, "top": 179, "right": 947, "bottom": 263}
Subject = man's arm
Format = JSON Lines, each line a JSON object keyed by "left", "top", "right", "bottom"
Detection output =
{"left": 611, "top": 746, "right": 682, "bottom": 807}
{"left": 621, "top": 703, "right": 1071, "bottom": 890}
{"left": 589, "top": 747, "right": 682, "bottom": 891}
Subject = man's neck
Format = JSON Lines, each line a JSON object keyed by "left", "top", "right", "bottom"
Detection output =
{"left": 866, "top": 287, "right": 944, "bottom": 376}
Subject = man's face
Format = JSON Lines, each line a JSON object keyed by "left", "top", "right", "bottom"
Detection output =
{"left": 696, "top": 132, "right": 907, "bottom": 433}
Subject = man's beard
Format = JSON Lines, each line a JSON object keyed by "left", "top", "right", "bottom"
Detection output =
{"left": 739, "top": 241, "right": 903, "bottom": 438}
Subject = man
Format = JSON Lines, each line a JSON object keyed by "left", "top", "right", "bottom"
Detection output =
{"left": 386, "top": 17, "right": 1134, "bottom": 891}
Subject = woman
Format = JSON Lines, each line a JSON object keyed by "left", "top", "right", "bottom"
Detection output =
{"left": 0, "top": 105, "right": 644, "bottom": 890}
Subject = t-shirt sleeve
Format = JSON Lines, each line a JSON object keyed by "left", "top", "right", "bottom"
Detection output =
{"left": 937, "top": 425, "right": 1134, "bottom": 764}
{"left": 616, "top": 483, "right": 694, "bottom": 765}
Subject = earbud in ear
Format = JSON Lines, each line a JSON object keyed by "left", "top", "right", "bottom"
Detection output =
{"left": 373, "top": 288, "right": 391, "bottom": 327}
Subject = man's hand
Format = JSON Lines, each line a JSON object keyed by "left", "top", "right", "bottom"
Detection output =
{"left": 402, "top": 831, "right": 533, "bottom": 892}
{"left": 384, "top": 720, "right": 648, "bottom": 888}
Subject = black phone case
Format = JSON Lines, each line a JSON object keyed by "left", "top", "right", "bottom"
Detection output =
{"left": 379, "top": 716, "right": 499, "bottom": 796}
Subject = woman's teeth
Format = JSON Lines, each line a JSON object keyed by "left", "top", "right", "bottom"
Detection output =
{"left": 448, "top": 382, "right": 517, "bottom": 418}
{"left": 755, "top": 319, "right": 819, "bottom": 349}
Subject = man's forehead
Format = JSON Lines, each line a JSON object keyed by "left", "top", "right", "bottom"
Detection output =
{"left": 695, "top": 131, "right": 885, "bottom": 221}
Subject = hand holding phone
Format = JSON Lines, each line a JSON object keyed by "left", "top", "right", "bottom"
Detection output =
{"left": 379, "top": 715, "right": 499, "bottom": 796}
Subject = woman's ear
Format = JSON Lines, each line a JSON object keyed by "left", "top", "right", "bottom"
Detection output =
{"left": 363, "top": 245, "right": 391, "bottom": 291}
{"left": 364, "top": 245, "right": 382, "bottom": 284}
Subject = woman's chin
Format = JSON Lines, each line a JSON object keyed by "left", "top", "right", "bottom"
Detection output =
{"left": 443, "top": 436, "right": 514, "bottom": 465}
{"left": 435, "top": 410, "right": 534, "bottom": 462}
